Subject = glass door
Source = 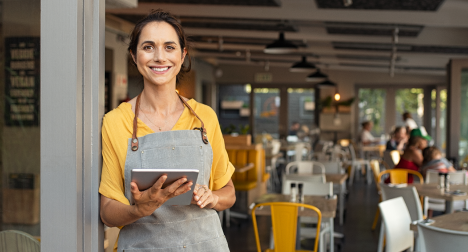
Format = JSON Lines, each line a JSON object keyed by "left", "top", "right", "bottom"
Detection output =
{"left": 253, "top": 88, "right": 280, "bottom": 140}
{"left": 358, "top": 88, "right": 386, "bottom": 137}
{"left": 395, "top": 88, "right": 424, "bottom": 130}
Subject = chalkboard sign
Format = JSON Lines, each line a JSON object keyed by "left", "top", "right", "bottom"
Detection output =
{"left": 5, "top": 37, "right": 40, "bottom": 126}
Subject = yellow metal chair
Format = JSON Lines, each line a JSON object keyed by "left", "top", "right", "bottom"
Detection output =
{"left": 377, "top": 169, "right": 424, "bottom": 184}
{"left": 252, "top": 202, "right": 322, "bottom": 252}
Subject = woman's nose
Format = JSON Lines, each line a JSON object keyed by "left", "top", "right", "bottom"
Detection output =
{"left": 153, "top": 48, "right": 166, "bottom": 62}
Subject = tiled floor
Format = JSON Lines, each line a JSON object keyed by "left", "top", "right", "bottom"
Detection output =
{"left": 224, "top": 175, "right": 381, "bottom": 252}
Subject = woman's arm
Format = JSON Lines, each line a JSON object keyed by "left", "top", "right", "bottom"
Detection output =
{"left": 192, "top": 179, "right": 235, "bottom": 211}
{"left": 100, "top": 176, "right": 192, "bottom": 227}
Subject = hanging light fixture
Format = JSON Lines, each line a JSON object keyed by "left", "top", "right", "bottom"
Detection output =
{"left": 334, "top": 89, "right": 341, "bottom": 101}
{"left": 290, "top": 56, "right": 316, "bottom": 72}
{"left": 264, "top": 32, "right": 298, "bottom": 54}
{"left": 316, "top": 79, "right": 336, "bottom": 88}
{"left": 306, "top": 69, "right": 328, "bottom": 82}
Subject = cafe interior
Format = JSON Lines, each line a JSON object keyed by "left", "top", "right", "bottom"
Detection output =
{"left": 104, "top": 0, "right": 468, "bottom": 252}
{"left": 2, "top": 0, "right": 468, "bottom": 251}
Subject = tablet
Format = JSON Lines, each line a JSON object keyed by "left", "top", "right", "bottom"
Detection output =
{"left": 131, "top": 169, "right": 199, "bottom": 206}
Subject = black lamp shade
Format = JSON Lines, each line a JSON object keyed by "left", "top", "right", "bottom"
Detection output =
{"left": 264, "top": 32, "right": 298, "bottom": 54}
{"left": 316, "top": 79, "right": 336, "bottom": 88}
{"left": 306, "top": 69, "right": 328, "bottom": 82}
{"left": 290, "top": 56, "right": 316, "bottom": 72}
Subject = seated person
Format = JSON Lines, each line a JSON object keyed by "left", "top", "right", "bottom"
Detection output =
{"left": 359, "top": 121, "right": 380, "bottom": 145}
{"left": 392, "top": 136, "right": 427, "bottom": 183}
{"left": 421, "top": 146, "right": 456, "bottom": 177}
{"left": 386, "top": 126, "right": 408, "bottom": 151}
{"left": 289, "top": 121, "right": 300, "bottom": 136}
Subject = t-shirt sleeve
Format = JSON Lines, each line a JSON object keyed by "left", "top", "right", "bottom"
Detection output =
{"left": 99, "top": 117, "right": 130, "bottom": 205}
{"left": 208, "top": 111, "right": 235, "bottom": 191}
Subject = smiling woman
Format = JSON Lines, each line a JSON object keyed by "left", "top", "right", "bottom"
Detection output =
{"left": 99, "top": 9, "right": 235, "bottom": 252}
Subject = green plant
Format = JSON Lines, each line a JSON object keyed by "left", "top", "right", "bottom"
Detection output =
{"left": 239, "top": 124, "right": 250, "bottom": 135}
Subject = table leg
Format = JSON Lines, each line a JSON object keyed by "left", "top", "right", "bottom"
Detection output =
{"left": 329, "top": 218, "right": 334, "bottom": 252}
{"left": 366, "top": 162, "right": 372, "bottom": 185}
{"left": 339, "top": 183, "right": 344, "bottom": 226}
{"left": 445, "top": 200, "right": 454, "bottom": 213}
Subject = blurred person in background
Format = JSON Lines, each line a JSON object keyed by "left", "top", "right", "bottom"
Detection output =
{"left": 403, "top": 112, "right": 418, "bottom": 131}
{"left": 386, "top": 126, "right": 408, "bottom": 151}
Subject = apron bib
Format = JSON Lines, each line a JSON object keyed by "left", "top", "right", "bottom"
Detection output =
{"left": 117, "top": 93, "right": 229, "bottom": 252}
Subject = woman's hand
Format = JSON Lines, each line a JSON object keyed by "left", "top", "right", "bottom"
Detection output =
{"left": 192, "top": 184, "right": 219, "bottom": 209}
{"left": 130, "top": 175, "right": 193, "bottom": 217}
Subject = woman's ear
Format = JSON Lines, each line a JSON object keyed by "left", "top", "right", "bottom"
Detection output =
{"left": 181, "top": 47, "right": 187, "bottom": 61}
{"left": 130, "top": 50, "right": 137, "bottom": 65}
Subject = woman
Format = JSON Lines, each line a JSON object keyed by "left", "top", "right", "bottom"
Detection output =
{"left": 386, "top": 126, "right": 407, "bottom": 151}
{"left": 393, "top": 136, "right": 427, "bottom": 183}
{"left": 99, "top": 10, "right": 235, "bottom": 252}
{"left": 359, "top": 121, "right": 379, "bottom": 145}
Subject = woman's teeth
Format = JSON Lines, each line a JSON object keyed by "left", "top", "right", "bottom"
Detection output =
{"left": 151, "top": 67, "right": 169, "bottom": 72}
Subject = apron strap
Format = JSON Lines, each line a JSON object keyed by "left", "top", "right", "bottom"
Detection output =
{"left": 176, "top": 92, "right": 209, "bottom": 145}
{"left": 131, "top": 92, "right": 209, "bottom": 152}
{"left": 131, "top": 93, "right": 142, "bottom": 151}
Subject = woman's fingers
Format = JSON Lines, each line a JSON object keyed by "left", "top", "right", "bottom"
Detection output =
{"left": 130, "top": 182, "right": 141, "bottom": 200}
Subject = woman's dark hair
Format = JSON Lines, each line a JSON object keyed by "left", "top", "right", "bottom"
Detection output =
{"left": 394, "top": 126, "right": 404, "bottom": 134}
{"left": 406, "top": 136, "right": 423, "bottom": 149}
{"left": 127, "top": 9, "right": 191, "bottom": 84}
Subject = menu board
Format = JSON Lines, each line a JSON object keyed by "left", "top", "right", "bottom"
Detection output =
{"left": 5, "top": 37, "right": 40, "bottom": 126}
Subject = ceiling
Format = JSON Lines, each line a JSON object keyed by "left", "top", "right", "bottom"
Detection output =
{"left": 106, "top": 0, "right": 468, "bottom": 76}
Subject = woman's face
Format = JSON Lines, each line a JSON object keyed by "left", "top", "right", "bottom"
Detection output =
{"left": 132, "top": 21, "right": 186, "bottom": 87}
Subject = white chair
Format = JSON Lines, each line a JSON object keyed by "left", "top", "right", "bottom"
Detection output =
{"left": 424, "top": 170, "right": 467, "bottom": 215}
{"left": 383, "top": 150, "right": 400, "bottom": 170}
{"left": 347, "top": 144, "right": 371, "bottom": 186}
{"left": 0, "top": 230, "right": 40, "bottom": 252}
{"left": 283, "top": 173, "right": 326, "bottom": 184}
{"left": 281, "top": 180, "right": 333, "bottom": 252}
{"left": 380, "top": 184, "right": 423, "bottom": 251}
{"left": 320, "top": 161, "right": 345, "bottom": 174}
{"left": 378, "top": 197, "right": 414, "bottom": 252}
{"left": 285, "top": 161, "right": 325, "bottom": 175}
{"left": 417, "top": 221, "right": 468, "bottom": 252}
{"left": 380, "top": 184, "right": 423, "bottom": 221}
{"left": 265, "top": 139, "right": 282, "bottom": 192}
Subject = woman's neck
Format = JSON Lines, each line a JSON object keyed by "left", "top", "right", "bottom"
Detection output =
{"left": 140, "top": 82, "right": 182, "bottom": 116}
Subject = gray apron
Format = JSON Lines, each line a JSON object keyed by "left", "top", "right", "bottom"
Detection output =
{"left": 117, "top": 93, "right": 229, "bottom": 252}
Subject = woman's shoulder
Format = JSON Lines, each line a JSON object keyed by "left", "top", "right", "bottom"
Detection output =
{"left": 103, "top": 103, "right": 134, "bottom": 129}
{"left": 186, "top": 99, "right": 218, "bottom": 121}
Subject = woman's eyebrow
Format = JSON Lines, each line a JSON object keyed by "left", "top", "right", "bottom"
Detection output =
{"left": 140, "top": 40, "right": 155, "bottom": 46}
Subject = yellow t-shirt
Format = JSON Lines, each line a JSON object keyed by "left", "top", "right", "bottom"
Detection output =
{"left": 99, "top": 99, "right": 234, "bottom": 206}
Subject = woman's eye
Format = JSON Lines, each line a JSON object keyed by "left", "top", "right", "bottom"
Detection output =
{"left": 166, "top": 45, "right": 175, "bottom": 50}
{"left": 143, "top": 45, "right": 154, "bottom": 51}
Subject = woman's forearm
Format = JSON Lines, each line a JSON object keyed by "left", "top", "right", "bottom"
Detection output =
{"left": 100, "top": 196, "right": 142, "bottom": 227}
{"left": 211, "top": 179, "right": 236, "bottom": 211}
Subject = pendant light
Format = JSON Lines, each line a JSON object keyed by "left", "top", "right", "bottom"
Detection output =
{"left": 306, "top": 69, "right": 328, "bottom": 82}
{"left": 315, "top": 79, "right": 336, "bottom": 88}
{"left": 334, "top": 89, "right": 341, "bottom": 101}
{"left": 290, "top": 56, "right": 316, "bottom": 72}
{"left": 264, "top": 32, "right": 298, "bottom": 54}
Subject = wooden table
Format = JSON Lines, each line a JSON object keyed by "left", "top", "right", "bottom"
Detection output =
{"left": 410, "top": 211, "right": 468, "bottom": 232}
{"left": 413, "top": 184, "right": 468, "bottom": 213}
{"left": 254, "top": 193, "right": 337, "bottom": 252}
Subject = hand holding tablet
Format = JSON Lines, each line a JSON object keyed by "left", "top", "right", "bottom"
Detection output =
{"left": 131, "top": 169, "right": 199, "bottom": 206}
